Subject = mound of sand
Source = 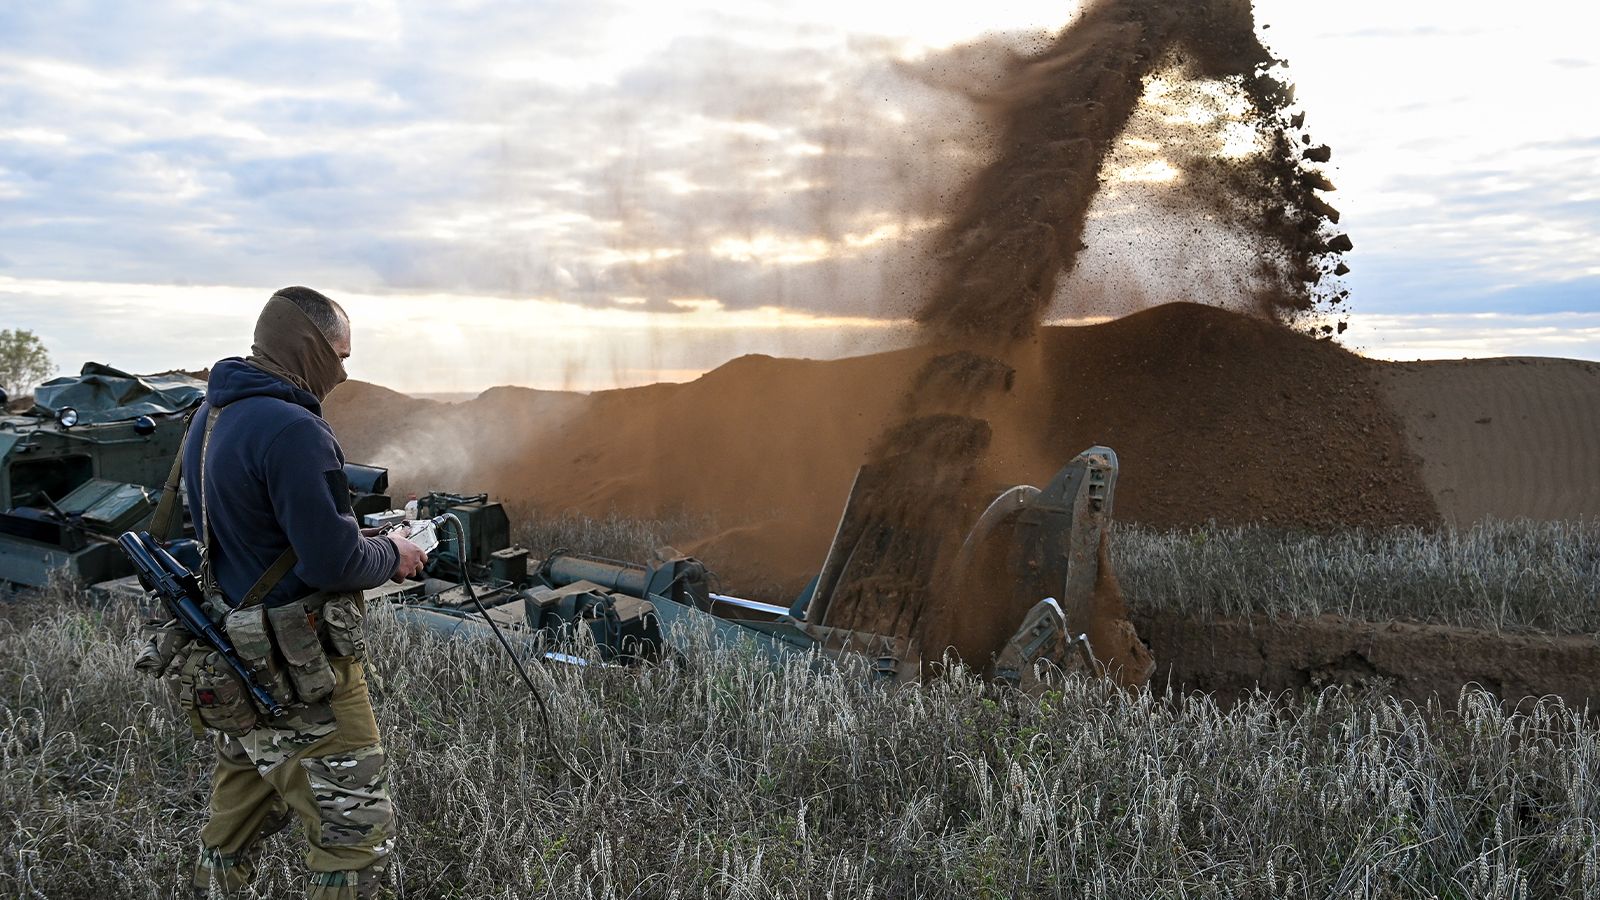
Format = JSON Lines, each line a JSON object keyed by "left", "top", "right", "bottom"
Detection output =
{"left": 325, "top": 303, "right": 1600, "bottom": 696}
{"left": 327, "top": 302, "right": 1442, "bottom": 597}
{"left": 1381, "top": 357, "right": 1600, "bottom": 524}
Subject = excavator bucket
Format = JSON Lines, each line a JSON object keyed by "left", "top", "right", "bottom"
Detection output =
{"left": 795, "top": 445, "right": 1132, "bottom": 681}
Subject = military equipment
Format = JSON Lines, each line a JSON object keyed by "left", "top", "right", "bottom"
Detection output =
{"left": 0, "top": 364, "right": 203, "bottom": 587}
{"left": 0, "top": 363, "right": 396, "bottom": 591}
{"left": 380, "top": 446, "right": 1124, "bottom": 684}
{"left": 6, "top": 362, "right": 1129, "bottom": 684}
{"left": 118, "top": 530, "right": 287, "bottom": 717}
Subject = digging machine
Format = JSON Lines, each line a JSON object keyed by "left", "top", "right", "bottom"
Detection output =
{"left": 6, "top": 364, "right": 1131, "bottom": 685}
{"left": 382, "top": 446, "right": 1123, "bottom": 686}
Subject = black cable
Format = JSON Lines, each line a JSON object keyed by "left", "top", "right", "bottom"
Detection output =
{"left": 444, "top": 514, "right": 584, "bottom": 781}
{"left": 535, "top": 546, "right": 572, "bottom": 587}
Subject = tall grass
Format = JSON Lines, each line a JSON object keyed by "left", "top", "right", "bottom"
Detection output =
{"left": 503, "top": 509, "right": 1600, "bottom": 635}
{"left": 505, "top": 505, "right": 704, "bottom": 567}
{"left": 1113, "top": 520, "right": 1600, "bottom": 635}
{"left": 2, "top": 590, "right": 1597, "bottom": 899}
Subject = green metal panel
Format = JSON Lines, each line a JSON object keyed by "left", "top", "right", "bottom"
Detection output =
{"left": 1, "top": 370, "right": 194, "bottom": 590}
{"left": 0, "top": 539, "right": 129, "bottom": 589}
{"left": 59, "top": 478, "right": 159, "bottom": 534}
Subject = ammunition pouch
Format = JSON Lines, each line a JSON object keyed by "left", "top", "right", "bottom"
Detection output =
{"left": 136, "top": 589, "right": 369, "bottom": 737}
{"left": 319, "top": 593, "right": 368, "bottom": 659}
{"left": 136, "top": 604, "right": 259, "bottom": 738}
{"left": 224, "top": 605, "right": 295, "bottom": 705}
{"left": 179, "top": 650, "right": 260, "bottom": 737}
{"left": 267, "top": 599, "right": 338, "bottom": 704}
{"left": 135, "top": 619, "right": 192, "bottom": 678}
{"left": 135, "top": 617, "right": 210, "bottom": 736}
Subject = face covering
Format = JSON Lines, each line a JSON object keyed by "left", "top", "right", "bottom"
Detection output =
{"left": 245, "top": 295, "right": 349, "bottom": 402}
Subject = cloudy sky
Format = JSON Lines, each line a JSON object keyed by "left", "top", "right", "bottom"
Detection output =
{"left": 1, "top": 0, "right": 1597, "bottom": 392}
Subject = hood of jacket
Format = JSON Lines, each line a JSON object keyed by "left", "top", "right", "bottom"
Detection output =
{"left": 205, "top": 357, "right": 323, "bottom": 416}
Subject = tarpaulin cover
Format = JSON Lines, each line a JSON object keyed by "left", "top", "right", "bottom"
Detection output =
{"left": 31, "top": 363, "right": 205, "bottom": 425}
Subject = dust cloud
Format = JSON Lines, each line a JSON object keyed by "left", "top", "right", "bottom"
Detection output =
{"left": 816, "top": 0, "right": 1349, "bottom": 680}
{"left": 348, "top": 0, "right": 1368, "bottom": 679}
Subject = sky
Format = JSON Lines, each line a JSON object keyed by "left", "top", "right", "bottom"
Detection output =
{"left": 1, "top": 0, "right": 1597, "bottom": 393}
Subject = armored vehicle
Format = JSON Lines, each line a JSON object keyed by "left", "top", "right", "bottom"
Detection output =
{"left": 0, "top": 364, "right": 204, "bottom": 587}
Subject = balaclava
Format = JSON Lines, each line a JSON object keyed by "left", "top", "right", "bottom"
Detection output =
{"left": 245, "top": 292, "right": 349, "bottom": 402}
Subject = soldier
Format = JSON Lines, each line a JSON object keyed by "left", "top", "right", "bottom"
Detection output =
{"left": 181, "top": 287, "right": 428, "bottom": 898}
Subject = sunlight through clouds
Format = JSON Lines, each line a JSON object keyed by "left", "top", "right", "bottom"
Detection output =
{"left": 0, "top": 0, "right": 1595, "bottom": 390}
{"left": 0, "top": 276, "right": 907, "bottom": 393}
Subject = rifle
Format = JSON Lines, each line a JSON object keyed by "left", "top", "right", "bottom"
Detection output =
{"left": 118, "top": 530, "right": 287, "bottom": 718}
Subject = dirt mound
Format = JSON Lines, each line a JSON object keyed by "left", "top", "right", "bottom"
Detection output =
{"left": 1380, "top": 357, "right": 1600, "bottom": 524}
{"left": 1019, "top": 303, "right": 1438, "bottom": 529}
{"left": 1139, "top": 611, "right": 1600, "bottom": 710}
{"left": 327, "top": 302, "right": 1437, "bottom": 586}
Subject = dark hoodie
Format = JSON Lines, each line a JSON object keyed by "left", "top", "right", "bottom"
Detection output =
{"left": 184, "top": 358, "right": 398, "bottom": 607}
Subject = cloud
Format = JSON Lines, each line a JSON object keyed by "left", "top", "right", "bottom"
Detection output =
{"left": 1344, "top": 310, "right": 1600, "bottom": 362}
{"left": 0, "top": 0, "right": 1595, "bottom": 373}
{"left": 0, "top": 4, "right": 1021, "bottom": 319}
{"left": 0, "top": 276, "right": 910, "bottom": 394}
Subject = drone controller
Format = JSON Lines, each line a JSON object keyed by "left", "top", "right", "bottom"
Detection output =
{"left": 363, "top": 510, "right": 450, "bottom": 554}
{"left": 399, "top": 516, "right": 450, "bottom": 554}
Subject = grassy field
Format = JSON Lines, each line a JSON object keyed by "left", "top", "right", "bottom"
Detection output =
{"left": 2, "top": 561, "right": 1598, "bottom": 899}
{"left": 1113, "top": 521, "right": 1600, "bottom": 636}
{"left": 510, "top": 511, "right": 1600, "bottom": 636}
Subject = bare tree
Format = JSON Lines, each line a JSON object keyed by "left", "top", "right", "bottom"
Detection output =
{"left": 0, "top": 328, "right": 55, "bottom": 400}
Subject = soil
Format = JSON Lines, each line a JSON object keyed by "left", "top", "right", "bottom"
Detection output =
{"left": 327, "top": 303, "right": 1441, "bottom": 557}
{"left": 1379, "top": 357, "right": 1600, "bottom": 524}
{"left": 1139, "top": 611, "right": 1600, "bottom": 711}
{"left": 326, "top": 302, "right": 1440, "bottom": 679}
{"left": 1022, "top": 303, "right": 1438, "bottom": 530}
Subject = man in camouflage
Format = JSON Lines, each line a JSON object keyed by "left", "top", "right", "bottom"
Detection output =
{"left": 185, "top": 288, "right": 428, "bottom": 898}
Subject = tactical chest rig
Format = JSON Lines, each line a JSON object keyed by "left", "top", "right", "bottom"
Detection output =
{"left": 134, "top": 407, "right": 365, "bottom": 737}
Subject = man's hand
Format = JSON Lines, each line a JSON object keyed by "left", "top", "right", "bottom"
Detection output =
{"left": 387, "top": 533, "right": 428, "bottom": 583}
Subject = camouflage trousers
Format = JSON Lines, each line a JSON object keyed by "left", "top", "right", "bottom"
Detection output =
{"left": 194, "top": 656, "right": 397, "bottom": 899}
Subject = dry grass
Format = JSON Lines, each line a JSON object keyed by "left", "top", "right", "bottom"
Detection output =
{"left": 2, "top": 582, "right": 1597, "bottom": 899}
{"left": 1113, "top": 520, "right": 1600, "bottom": 635}
{"left": 505, "top": 505, "right": 705, "bottom": 568}
{"left": 503, "top": 509, "right": 1600, "bottom": 636}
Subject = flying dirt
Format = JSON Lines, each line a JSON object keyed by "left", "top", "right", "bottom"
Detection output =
{"left": 325, "top": 0, "right": 1398, "bottom": 683}
{"left": 919, "top": 0, "right": 1347, "bottom": 339}
{"left": 316, "top": 0, "right": 1382, "bottom": 686}
{"left": 805, "top": 0, "right": 1350, "bottom": 681}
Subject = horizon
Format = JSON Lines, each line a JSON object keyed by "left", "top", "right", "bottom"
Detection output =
{"left": 2, "top": 0, "right": 1597, "bottom": 394}
{"left": 25, "top": 298, "right": 1589, "bottom": 401}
